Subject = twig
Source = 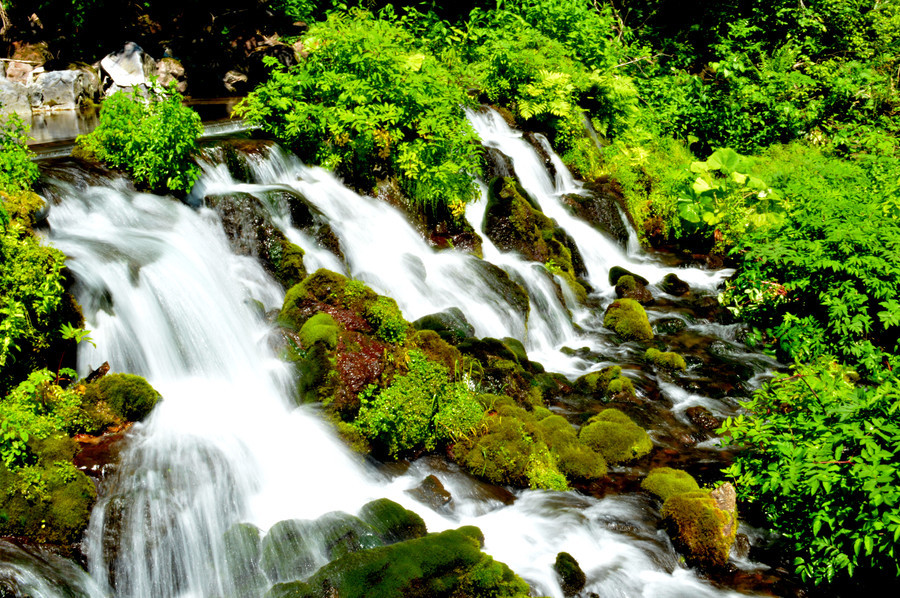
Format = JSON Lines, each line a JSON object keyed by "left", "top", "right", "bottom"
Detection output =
{"left": 613, "top": 55, "right": 653, "bottom": 69}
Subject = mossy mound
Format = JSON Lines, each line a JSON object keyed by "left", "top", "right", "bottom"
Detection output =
{"left": 315, "top": 511, "right": 383, "bottom": 560}
{"left": 357, "top": 498, "right": 427, "bottom": 544}
{"left": 608, "top": 266, "right": 648, "bottom": 287}
{"left": 223, "top": 522, "right": 267, "bottom": 597}
{"left": 641, "top": 468, "right": 701, "bottom": 503}
{"left": 273, "top": 238, "right": 308, "bottom": 291}
{"left": 537, "top": 415, "right": 607, "bottom": 480}
{"left": 411, "top": 330, "right": 464, "bottom": 373}
{"left": 660, "top": 273, "right": 690, "bottom": 296}
{"left": 579, "top": 409, "right": 653, "bottom": 464}
{"left": 264, "top": 526, "right": 530, "bottom": 598}
{"left": 260, "top": 519, "right": 319, "bottom": 583}
{"left": 614, "top": 275, "right": 653, "bottom": 304}
{"left": 412, "top": 307, "right": 475, "bottom": 345}
{"left": 82, "top": 373, "right": 161, "bottom": 422}
{"left": 661, "top": 490, "right": 737, "bottom": 569}
{"left": 0, "top": 436, "right": 96, "bottom": 545}
{"left": 644, "top": 348, "right": 687, "bottom": 372}
{"left": 299, "top": 312, "right": 341, "bottom": 350}
{"left": 603, "top": 299, "right": 653, "bottom": 342}
{"left": 553, "top": 551, "right": 586, "bottom": 596}
{"left": 573, "top": 366, "right": 635, "bottom": 401}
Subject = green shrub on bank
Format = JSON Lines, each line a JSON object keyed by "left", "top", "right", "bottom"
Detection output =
{"left": 236, "top": 9, "right": 482, "bottom": 214}
{"left": 76, "top": 86, "right": 203, "bottom": 194}
{"left": 0, "top": 115, "right": 39, "bottom": 195}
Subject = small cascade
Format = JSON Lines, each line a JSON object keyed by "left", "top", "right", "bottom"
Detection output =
{"left": 466, "top": 107, "right": 732, "bottom": 293}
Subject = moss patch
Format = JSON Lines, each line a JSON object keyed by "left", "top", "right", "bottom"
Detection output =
{"left": 661, "top": 490, "right": 737, "bottom": 569}
{"left": 641, "top": 467, "right": 701, "bottom": 503}
{"left": 83, "top": 373, "right": 161, "bottom": 422}
{"left": 573, "top": 366, "right": 635, "bottom": 401}
{"left": 603, "top": 299, "right": 653, "bottom": 341}
{"left": 299, "top": 312, "right": 341, "bottom": 350}
{"left": 645, "top": 348, "right": 687, "bottom": 371}
{"left": 579, "top": 409, "right": 653, "bottom": 464}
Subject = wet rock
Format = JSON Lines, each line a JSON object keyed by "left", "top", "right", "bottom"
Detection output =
{"left": 469, "top": 259, "right": 530, "bottom": 322}
{"left": 412, "top": 307, "right": 475, "bottom": 345}
{"left": 562, "top": 186, "right": 629, "bottom": 247}
{"left": 660, "top": 273, "right": 690, "bottom": 296}
{"left": 315, "top": 511, "right": 383, "bottom": 560}
{"left": 260, "top": 519, "right": 318, "bottom": 583}
{"left": 155, "top": 57, "right": 187, "bottom": 93}
{"left": 645, "top": 348, "right": 687, "bottom": 372}
{"left": 655, "top": 317, "right": 688, "bottom": 336}
{"left": 608, "top": 266, "right": 649, "bottom": 287}
{"left": 604, "top": 298, "right": 654, "bottom": 341}
{"left": 615, "top": 274, "right": 653, "bottom": 304}
{"left": 357, "top": 498, "right": 427, "bottom": 544}
{"left": 28, "top": 68, "right": 99, "bottom": 112}
{"left": 224, "top": 522, "right": 267, "bottom": 598}
{"left": 573, "top": 366, "right": 635, "bottom": 401}
{"left": 100, "top": 41, "right": 157, "bottom": 94}
{"left": 686, "top": 406, "right": 722, "bottom": 432}
{"left": 268, "top": 188, "right": 345, "bottom": 262}
{"left": 733, "top": 533, "right": 751, "bottom": 560}
{"left": 661, "top": 486, "right": 738, "bottom": 570}
{"left": 406, "top": 474, "right": 452, "bottom": 510}
{"left": 554, "top": 551, "right": 586, "bottom": 596}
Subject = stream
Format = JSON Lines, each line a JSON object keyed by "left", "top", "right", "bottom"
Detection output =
{"left": 0, "top": 109, "right": 784, "bottom": 597}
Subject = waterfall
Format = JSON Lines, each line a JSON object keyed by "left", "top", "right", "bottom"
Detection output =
{"left": 3, "top": 119, "right": 769, "bottom": 597}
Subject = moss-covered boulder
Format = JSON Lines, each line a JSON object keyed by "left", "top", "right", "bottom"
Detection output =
{"left": 82, "top": 372, "right": 161, "bottom": 423}
{"left": 661, "top": 486, "right": 737, "bottom": 570}
{"left": 315, "top": 511, "right": 383, "bottom": 560}
{"left": 299, "top": 312, "right": 341, "bottom": 350}
{"left": 603, "top": 299, "right": 653, "bottom": 342}
{"left": 357, "top": 498, "right": 427, "bottom": 544}
{"left": 614, "top": 275, "right": 653, "bottom": 304}
{"left": 412, "top": 307, "right": 475, "bottom": 345}
{"left": 537, "top": 415, "right": 607, "bottom": 480}
{"left": 573, "top": 366, "right": 635, "bottom": 401}
{"left": 0, "top": 436, "right": 96, "bottom": 545}
{"left": 260, "top": 519, "right": 319, "bottom": 583}
{"left": 264, "top": 526, "right": 530, "bottom": 598}
{"left": 223, "top": 522, "right": 267, "bottom": 597}
{"left": 579, "top": 409, "right": 653, "bottom": 464}
{"left": 644, "top": 348, "right": 687, "bottom": 372}
{"left": 608, "top": 266, "right": 649, "bottom": 287}
{"left": 660, "top": 273, "right": 690, "bottom": 296}
{"left": 553, "top": 551, "right": 586, "bottom": 596}
{"left": 641, "top": 468, "right": 701, "bottom": 503}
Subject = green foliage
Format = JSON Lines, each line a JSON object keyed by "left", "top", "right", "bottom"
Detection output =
{"left": 0, "top": 115, "right": 39, "bottom": 194}
{"left": 353, "top": 350, "right": 481, "bottom": 456}
{"left": 76, "top": 86, "right": 203, "bottom": 194}
{"left": 236, "top": 9, "right": 482, "bottom": 212}
{"left": 365, "top": 296, "right": 408, "bottom": 345}
{"left": 720, "top": 360, "right": 900, "bottom": 584}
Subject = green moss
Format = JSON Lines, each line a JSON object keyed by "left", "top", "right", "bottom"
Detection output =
{"left": 280, "top": 269, "right": 379, "bottom": 329}
{"left": 603, "top": 299, "right": 654, "bottom": 341}
{"left": 299, "top": 312, "right": 340, "bottom": 350}
{"left": 366, "top": 296, "right": 409, "bottom": 345}
{"left": 260, "top": 519, "right": 319, "bottom": 583}
{"left": 645, "top": 348, "right": 687, "bottom": 371}
{"left": 316, "top": 511, "right": 383, "bottom": 560}
{"left": 608, "top": 266, "right": 649, "bottom": 286}
{"left": 274, "top": 239, "right": 307, "bottom": 290}
{"left": 334, "top": 420, "right": 371, "bottom": 454}
{"left": 532, "top": 405, "right": 553, "bottom": 420}
{"left": 579, "top": 409, "right": 653, "bottom": 464}
{"left": 574, "top": 366, "right": 636, "bottom": 400}
{"left": 661, "top": 490, "right": 737, "bottom": 569}
{"left": 411, "top": 329, "right": 463, "bottom": 373}
{"left": 555, "top": 442, "right": 608, "bottom": 479}
{"left": 84, "top": 373, "right": 161, "bottom": 422}
{"left": 223, "top": 522, "right": 266, "bottom": 597}
{"left": 357, "top": 498, "right": 427, "bottom": 543}
{"left": 525, "top": 445, "right": 569, "bottom": 491}
{"left": 641, "top": 468, "right": 701, "bottom": 503}
{"left": 454, "top": 413, "right": 536, "bottom": 487}
{"left": 553, "top": 551, "right": 586, "bottom": 596}
{"left": 288, "top": 526, "right": 529, "bottom": 598}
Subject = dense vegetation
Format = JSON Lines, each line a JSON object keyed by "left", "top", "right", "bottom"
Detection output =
{"left": 4, "top": 0, "right": 900, "bottom": 591}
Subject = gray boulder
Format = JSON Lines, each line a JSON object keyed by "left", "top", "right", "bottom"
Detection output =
{"left": 100, "top": 42, "right": 156, "bottom": 94}
{"left": 0, "top": 78, "right": 31, "bottom": 117}
{"left": 28, "top": 69, "right": 98, "bottom": 112}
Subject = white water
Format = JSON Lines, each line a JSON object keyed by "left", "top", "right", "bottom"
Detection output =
{"left": 11, "top": 120, "right": 768, "bottom": 597}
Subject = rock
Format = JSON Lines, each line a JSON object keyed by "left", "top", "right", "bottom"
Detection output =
{"left": 615, "top": 274, "right": 653, "bottom": 304}
{"left": 553, "top": 552, "right": 586, "bottom": 596}
{"left": 315, "top": 511, "right": 383, "bottom": 560}
{"left": 223, "top": 522, "right": 267, "bottom": 597}
{"left": 82, "top": 372, "right": 162, "bottom": 423}
{"left": 260, "top": 519, "right": 318, "bottom": 583}
{"left": 562, "top": 187, "right": 630, "bottom": 246}
{"left": 645, "top": 348, "right": 687, "bottom": 371}
{"left": 357, "top": 498, "right": 427, "bottom": 544}
{"left": 412, "top": 307, "right": 475, "bottom": 345}
{"left": 603, "top": 298, "right": 654, "bottom": 341}
{"left": 608, "top": 266, "right": 649, "bottom": 287}
{"left": 733, "top": 533, "right": 751, "bottom": 559}
{"left": 661, "top": 488, "right": 737, "bottom": 569}
{"left": 406, "top": 475, "right": 452, "bottom": 510}
{"left": 655, "top": 317, "right": 688, "bottom": 335}
{"left": 100, "top": 41, "right": 157, "bottom": 92}
{"left": 155, "top": 57, "right": 187, "bottom": 93}
{"left": 4, "top": 42, "right": 51, "bottom": 85}
{"left": 27, "top": 69, "right": 98, "bottom": 112}
{"left": 573, "top": 365, "right": 635, "bottom": 401}
{"left": 579, "top": 409, "right": 653, "bottom": 464}
{"left": 686, "top": 406, "right": 721, "bottom": 432}
{"left": 660, "top": 273, "right": 690, "bottom": 296}
{"left": 223, "top": 69, "right": 249, "bottom": 94}
{"left": 0, "top": 78, "right": 32, "bottom": 117}
{"left": 641, "top": 467, "right": 701, "bottom": 503}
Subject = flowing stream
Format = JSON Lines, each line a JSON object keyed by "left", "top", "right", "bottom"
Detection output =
{"left": 1, "top": 110, "right": 773, "bottom": 597}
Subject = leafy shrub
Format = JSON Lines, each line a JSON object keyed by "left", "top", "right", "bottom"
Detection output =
{"left": 0, "top": 115, "right": 39, "bottom": 194}
{"left": 236, "top": 9, "right": 482, "bottom": 213}
{"left": 720, "top": 360, "right": 900, "bottom": 584}
{"left": 76, "top": 86, "right": 203, "bottom": 194}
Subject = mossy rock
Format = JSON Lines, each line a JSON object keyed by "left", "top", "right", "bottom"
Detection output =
{"left": 641, "top": 468, "right": 701, "bottom": 503}
{"left": 82, "top": 373, "right": 161, "bottom": 422}
{"left": 655, "top": 317, "right": 688, "bottom": 335}
{"left": 608, "top": 266, "right": 648, "bottom": 287}
{"left": 603, "top": 299, "right": 653, "bottom": 342}
{"left": 614, "top": 275, "right": 653, "bottom": 304}
{"left": 299, "top": 312, "right": 340, "bottom": 350}
{"left": 645, "top": 348, "right": 687, "bottom": 372}
{"left": 412, "top": 307, "right": 475, "bottom": 345}
{"left": 223, "top": 522, "right": 267, "bottom": 597}
{"left": 661, "top": 490, "right": 737, "bottom": 569}
{"left": 365, "top": 295, "right": 409, "bottom": 345}
{"left": 579, "top": 409, "right": 653, "bottom": 464}
{"left": 273, "top": 238, "right": 307, "bottom": 291}
{"left": 270, "top": 526, "right": 530, "bottom": 598}
{"left": 280, "top": 269, "right": 377, "bottom": 329}
{"left": 315, "top": 511, "right": 383, "bottom": 560}
{"left": 501, "top": 337, "right": 528, "bottom": 366}
{"left": 0, "top": 448, "right": 96, "bottom": 545}
{"left": 660, "top": 273, "right": 690, "bottom": 296}
{"left": 573, "top": 366, "right": 635, "bottom": 401}
{"left": 553, "top": 551, "right": 586, "bottom": 596}
{"left": 357, "top": 498, "right": 427, "bottom": 544}
{"left": 411, "top": 330, "right": 464, "bottom": 373}
{"left": 260, "top": 519, "right": 319, "bottom": 583}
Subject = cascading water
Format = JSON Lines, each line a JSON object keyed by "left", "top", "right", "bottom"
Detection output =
{"left": 4, "top": 112, "right": 777, "bottom": 597}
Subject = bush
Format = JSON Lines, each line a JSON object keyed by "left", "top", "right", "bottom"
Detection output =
{"left": 76, "top": 86, "right": 203, "bottom": 194}
{"left": 0, "top": 115, "right": 40, "bottom": 195}
{"left": 721, "top": 360, "right": 900, "bottom": 584}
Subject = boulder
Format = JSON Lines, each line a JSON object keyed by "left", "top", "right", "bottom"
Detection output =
{"left": 28, "top": 69, "right": 98, "bottom": 112}
{"left": 0, "top": 78, "right": 31, "bottom": 117}
{"left": 553, "top": 552, "right": 586, "bottom": 596}
{"left": 412, "top": 307, "right": 475, "bottom": 345}
{"left": 406, "top": 474, "right": 453, "bottom": 510}
{"left": 615, "top": 274, "right": 653, "bottom": 304}
{"left": 100, "top": 42, "right": 157, "bottom": 94}
{"left": 579, "top": 409, "right": 653, "bottom": 464}
{"left": 686, "top": 406, "right": 721, "bottom": 432}
{"left": 661, "top": 486, "right": 737, "bottom": 570}
{"left": 641, "top": 467, "right": 701, "bottom": 503}
{"left": 644, "top": 348, "right": 687, "bottom": 372}
{"left": 603, "top": 298, "right": 653, "bottom": 341}
{"left": 608, "top": 266, "right": 648, "bottom": 287}
{"left": 155, "top": 57, "right": 187, "bottom": 93}
{"left": 660, "top": 273, "right": 690, "bottom": 296}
